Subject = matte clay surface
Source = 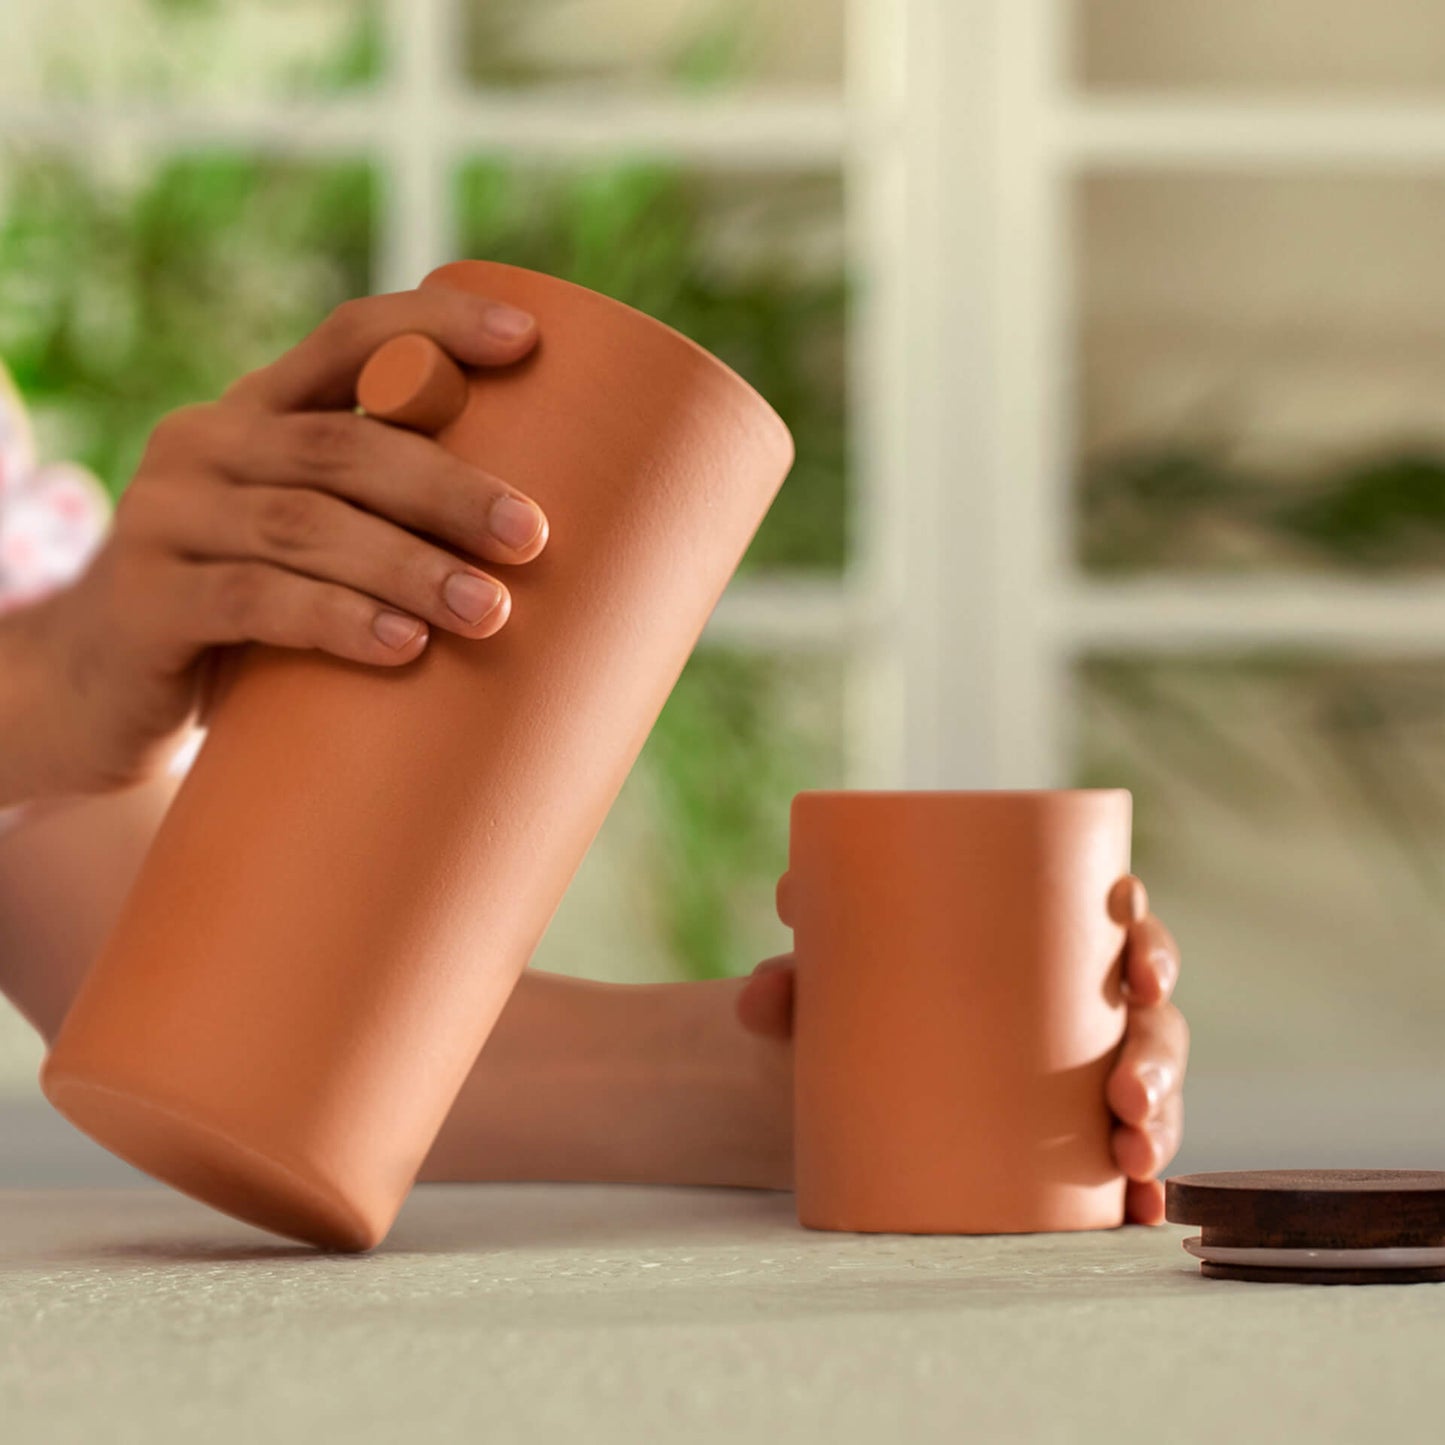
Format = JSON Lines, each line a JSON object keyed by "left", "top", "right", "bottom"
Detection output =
{"left": 42, "top": 261, "right": 793, "bottom": 1251}
{"left": 783, "top": 790, "right": 1131, "bottom": 1235}
{"left": 356, "top": 331, "right": 469, "bottom": 433}
{"left": 1168, "top": 1169, "right": 1445, "bottom": 1284}
{"left": 4, "top": 1186, "right": 1441, "bottom": 1445}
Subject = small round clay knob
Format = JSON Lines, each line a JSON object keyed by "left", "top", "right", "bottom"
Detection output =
{"left": 357, "top": 333, "right": 468, "bottom": 434}
{"left": 1107, "top": 875, "right": 1148, "bottom": 926}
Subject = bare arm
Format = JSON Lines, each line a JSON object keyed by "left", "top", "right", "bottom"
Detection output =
{"left": 0, "top": 772, "right": 180, "bottom": 1040}
{"left": 420, "top": 972, "right": 791, "bottom": 1191}
{"left": 0, "top": 771, "right": 792, "bottom": 1189}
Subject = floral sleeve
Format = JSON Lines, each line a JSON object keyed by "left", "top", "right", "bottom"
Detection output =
{"left": 0, "top": 363, "right": 120, "bottom": 832}
{"left": 0, "top": 359, "right": 112, "bottom": 615}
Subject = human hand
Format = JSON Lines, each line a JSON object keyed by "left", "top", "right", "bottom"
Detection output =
{"left": 736, "top": 874, "right": 1188, "bottom": 1224}
{"left": 21, "top": 286, "right": 548, "bottom": 798}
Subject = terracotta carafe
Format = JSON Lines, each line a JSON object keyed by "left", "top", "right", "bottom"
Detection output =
{"left": 781, "top": 790, "right": 1131, "bottom": 1234}
{"left": 42, "top": 261, "right": 793, "bottom": 1250}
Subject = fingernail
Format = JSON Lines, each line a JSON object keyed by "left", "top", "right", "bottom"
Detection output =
{"left": 1139, "top": 1063, "right": 1167, "bottom": 1111}
{"left": 1108, "top": 875, "right": 1149, "bottom": 925}
{"left": 489, "top": 495, "right": 544, "bottom": 551}
{"left": 374, "top": 610, "right": 424, "bottom": 649}
{"left": 444, "top": 572, "right": 506, "bottom": 625}
{"left": 484, "top": 305, "right": 533, "bottom": 340}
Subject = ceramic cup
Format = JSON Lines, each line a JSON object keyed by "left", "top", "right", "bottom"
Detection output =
{"left": 781, "top": 789, "right": 1132, "bottom": 1234}
{"left": 42, "top": 261, "right": 793, "bottom": 1250}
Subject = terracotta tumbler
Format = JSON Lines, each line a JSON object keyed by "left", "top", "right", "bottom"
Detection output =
{"left": 781, "top": 790, "right": 1131, "bottom": 1235}
{"left": 41, "top": 261, "right": 793, "bottom": 1250}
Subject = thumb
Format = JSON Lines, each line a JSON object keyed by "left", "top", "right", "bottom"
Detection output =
{"left": 736, "top": 956, "right": 795, "bottom": 1040}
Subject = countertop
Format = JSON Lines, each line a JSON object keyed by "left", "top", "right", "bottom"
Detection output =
{"left": 2, "top": 1183, "right": 1442, "bottom": 1444}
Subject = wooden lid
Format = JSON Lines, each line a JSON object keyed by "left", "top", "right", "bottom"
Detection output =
{"left": 1166, "top": 1170, "right": 1445, "bottom": 1281}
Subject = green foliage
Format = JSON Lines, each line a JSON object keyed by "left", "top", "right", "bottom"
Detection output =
{"left": 1081, "top": 438, "right": 1445, "bottom": 573}
{"left": 670, "top": 6, "right": 755, "bottom": 91}
{"left": 1079, "top": 431, "right": 1445, "bottom": 913}
{"left": 33, "top": 0, "right": 382, "bottom": 100}
{"left": 456, "top": 159, "right": 848, "bottom": 574}
{"left": 1278, "top": 450, "right": 1445, "bottom": 567}
{"left": 0, "top": 151, "right": 374, "bottom": 496}
{"left": 461, "top": 0, "right": 762, "bottom": 92}
{"left": 456, "top": 158, "right": 850, "bottom": 978}
{"left": 0, "top": 145, "right": 841, "bottom": 983}
{"left": 642, "top": 652, "right": 840, "bottom": 979}
{"left": 309, "top": 3, "right": 385, "bottom": 91}
{"left": 1081, "top": 654, "right": 1445, "bottom": 912}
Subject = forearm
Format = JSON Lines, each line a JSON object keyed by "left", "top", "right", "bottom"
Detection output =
{"left": 0, "top": 693, "right": 795, "bottom": 1193}
{"left": 0, "top": 602, "right": 72, "bottom": 809}
{"left": 420, "top": 971, "right": 793, "bottom": 1191}
{"left": 0, "top": 770, "right": 180, "bottom": 1039}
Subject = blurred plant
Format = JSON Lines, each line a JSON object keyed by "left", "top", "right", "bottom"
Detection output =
{"left": 1080, "top": 438, "right": 1445, "bottom": 573}
{"left": 0, "top": 144, "right": 845, "bottom": 982}
{"left": 462, "top": 0, "right": 763, "bottom": 92}
{"left": 457, "top": 157, "right": 849, "bottom": 977}
{"left": 24, "top": 0, "right": 381, "bottom": 100}
{"left": 1079, "top": 430, "right": 1445, "bottom": 908}
{"left": 1079, "top": 429, "right": 1445, "bottom": 908}
{"left": 644, "top": 651, "right": 841, "bottom": 978}
{"left": 1080, "top": 654, "right": 1445, "bottom": 916}
{"left": 1279, "top": 450, "right": 1445, "bottom": 568}
{"left": 0, "top": 150, "right": 373, "bottom": 495}
{"left": 457, "top": 158, "right": 847, "bottom": 574}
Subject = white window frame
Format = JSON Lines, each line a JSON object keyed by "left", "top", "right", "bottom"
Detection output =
{"left": 6, "top": 0, "right": 1444, "bottom": 792}
{"left": 910, "top": 0, "right": 1445, "bottom": 792}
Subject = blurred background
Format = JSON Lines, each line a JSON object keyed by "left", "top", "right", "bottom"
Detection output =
{"left": 0, "top": 0, "right": 1442, "bottom": 1179}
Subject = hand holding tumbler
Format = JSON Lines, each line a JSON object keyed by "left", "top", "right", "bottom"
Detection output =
{"left": 781, "top": 790, "right": 1132, "bottom": 1234}
{"left": 42, "top": 262, "right": 793, "bottom": 1250}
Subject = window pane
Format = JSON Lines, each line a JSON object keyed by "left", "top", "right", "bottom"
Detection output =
{"left": 534, "top": 648, "right": 847, "bottom": 984}
{"left": 457, "top": 159, "right": 848, "bottom": 574}
{"left": 1076, "top": 0, "right": 1445, "bottom": 95}
{"left": 1077, "top": 173, "right": 1445, "bottom": 575}
{"left": 0, "top": 150, "right": 375, "bottom": 497}
{"left": 0, "top": 0, "right": 382, "bottom": 100}
{"left": 1076, "top": 654, "right": 1445, "bottom": 1080}
{"left": 460, "top": 0, "right": 843, "bottom": 92}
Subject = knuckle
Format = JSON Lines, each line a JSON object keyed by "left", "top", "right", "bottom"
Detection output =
{"left": 323, "top": 297, "right": 372, "bottom": 348}
{"left": 211, "top": 563, "right": 265, "bottom": 633}
{"left": 383, "top": 545, "right": 437, "bottom": 610}
{"left": 113, "top": 473, "right": 179, "bottom": 543}
{"left": 322, "top": 588, "right": 367, "bottom": 646}
{"left": 254, "top": 488, "right": 326, "bottom": 554}
{"left": 303, "top": 585, "right": 364, "bottom": 657}
{"left": 288, "top": 411, "right": 358, "bottom": 482}
{"left": 144, "top": 403, "right": 213, "bottom": 463}
{"left": 90, "top": 542, "right": 143, "bottom": 618}
{"left": 111, "top": 477, "right": 154, "bottom": 533}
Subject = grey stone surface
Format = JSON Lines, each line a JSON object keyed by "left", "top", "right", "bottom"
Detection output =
{"left": 2, "top": 1183, "right": 1442, "bottom": 1444}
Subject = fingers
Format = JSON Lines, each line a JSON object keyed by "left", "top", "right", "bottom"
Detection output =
{"left": 167, "top": 557, "right": 432, "bottom": 670}
{"left": 1124, "top": 913, "right": 1180, "bottom": 1007}
{"left": 736, "top": 956, "right": 795, "bottom": 1040}
{"left": 237, "top": 411, "right": 547, "bottom": 566}
{"left": 1111, "top": 1090, "right": 1183, "bottom": 1183}
{"left": 1125, "top": 1178, "right": 1166, "bottom": 1226}
{"left": 1106, "top": 999, "right": 1190, "bottom": 1127}
{"left": 144, "top": 474, "right": 515, "bottom": 642}
{"left": 1109, "top": 991, "right": 1189, "bottom": 1210}
{"left": 1107, "top": 874, "right": 1149, "bottom": 925}
{"left": 225, "top": 285, "right": 537, "bottom": 414}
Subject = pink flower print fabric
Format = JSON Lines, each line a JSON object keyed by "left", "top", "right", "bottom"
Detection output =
{"left": 0, "top": 360, "right": 111, "bottom": 614}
